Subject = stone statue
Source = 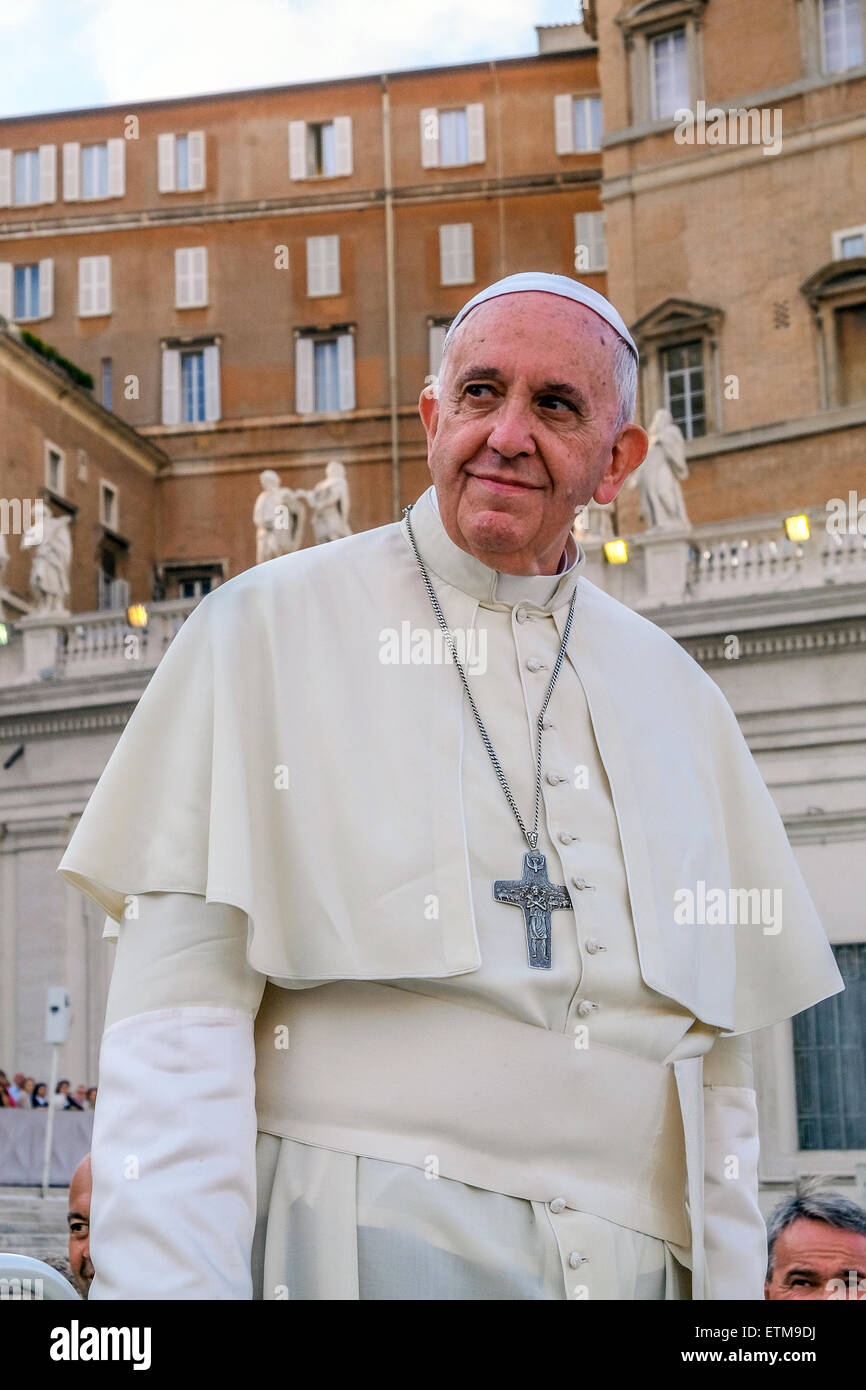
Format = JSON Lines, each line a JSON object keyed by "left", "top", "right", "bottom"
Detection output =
{"left": 574, "top": 498, "right": 615, "bottom": 543}
{"left": 21, "top": 502, "right": 72, "bottom": 613}
{"left": 302, "top": 461, "right": 352, "bottom": 545}
{"left": 253, "top": 470, "right": 306, "bottom": 563}
{"left": 637, "top": 408, "right": 690, "bottom": 531}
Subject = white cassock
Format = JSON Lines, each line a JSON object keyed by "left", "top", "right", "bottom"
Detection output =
{"left": 57, "top": 484, "right": 843, "bottom": 1301}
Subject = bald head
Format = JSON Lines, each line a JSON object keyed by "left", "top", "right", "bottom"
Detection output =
{"left": 68, "top": 1153, "right": 93, "bottom": 1298}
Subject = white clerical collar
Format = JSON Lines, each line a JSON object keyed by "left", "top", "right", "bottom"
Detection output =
{"left": 401, "top": 484, "right": 584, "bottom": 613}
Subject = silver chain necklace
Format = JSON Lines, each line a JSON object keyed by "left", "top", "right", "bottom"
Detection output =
{"left": 403, "top": 502, "right": 576, "bottom": 969}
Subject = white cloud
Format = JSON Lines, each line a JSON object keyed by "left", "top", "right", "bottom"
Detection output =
{"left": 74, "top": 0, "right": 550, "bottom": 106}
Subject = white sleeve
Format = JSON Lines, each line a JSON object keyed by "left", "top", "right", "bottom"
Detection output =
{"left": 89, "top": 892, "right": 266, "bottom": 1301}
{"left": 701, "top": 1032, "right": 767, "bottom": 1301}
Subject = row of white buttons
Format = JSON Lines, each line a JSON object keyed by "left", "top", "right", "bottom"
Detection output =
{"left": 523, "top": 641, "right": 606, "bottom": 996}
{"left": 547, "top": 1200, "right": 588, "bottom": 1269}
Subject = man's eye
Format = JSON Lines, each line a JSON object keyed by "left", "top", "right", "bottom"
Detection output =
{"left": 539, "top": 396, "right": 573, "bottom": 412}
{"left": 464, "top": 383, "right": 496, "bottom": 398}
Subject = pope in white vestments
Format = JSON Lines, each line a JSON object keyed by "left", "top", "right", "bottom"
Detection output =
{"left": 57, "top": 272, "right": 843, "bottom": 1301}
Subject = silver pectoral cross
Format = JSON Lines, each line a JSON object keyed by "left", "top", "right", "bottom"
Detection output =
{"left": 494, "top": 851, "right": 573, "bottom": 969}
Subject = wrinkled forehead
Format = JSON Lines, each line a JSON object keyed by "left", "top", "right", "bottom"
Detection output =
{"left": 442, "top": 292, "right": 622, "bottom": 375}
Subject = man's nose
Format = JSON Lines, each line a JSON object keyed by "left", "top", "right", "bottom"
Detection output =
{"left": 485, "top": 398, "right": 536, "bottom": 458}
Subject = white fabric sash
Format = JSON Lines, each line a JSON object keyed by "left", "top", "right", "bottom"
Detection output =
{"left": 253, "top": 980, "right": 693, "bottom": 1250}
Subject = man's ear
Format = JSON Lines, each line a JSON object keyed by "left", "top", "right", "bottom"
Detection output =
{"left": 419, "top": 384, "right": 439, "bottom": 445}
{"left": 593, "top": 424, "right": 648, "bottom": 506}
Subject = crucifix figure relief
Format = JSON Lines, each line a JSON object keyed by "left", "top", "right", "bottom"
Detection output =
{"left": 493, "top": 852, "right": 573, "bottom": 970}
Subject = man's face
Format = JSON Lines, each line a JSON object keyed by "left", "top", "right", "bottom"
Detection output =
{"left": 419, "top": 292, "right": 647, "bottom": 575}
{"left": 765, "top": 1219, "right": 866, "bottom": 1299}
{"left": 67, "top": 1156, "right": 94, "bottom": 1299}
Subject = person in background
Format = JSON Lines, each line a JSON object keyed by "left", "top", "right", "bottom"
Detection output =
{"left": 7, "top": 1072, "right": 27, "bottom": 1105}
{"left": 0, "top": 1073, "right": 14, "bottom": 1107}
{"left": 765, "top": 1189, "right": 866, "bottom": 1300}
{"left": 17, "top": 1076, "right": 35, "bottom": 1107}
{"left": 66, "top": 1085, "right": 88, "bottom": 1111}
{"left": 53, "top": 1079, "right": 72, "bottom": 1109}
{"left": 67, "top": 1153, "right": 94, "bottom": 1300}
{"left": 85, "top": 1087, "right": 98, "bottom": 1109}
{"left": 32, "top": 1081, "right": 49, "bottom": 1108}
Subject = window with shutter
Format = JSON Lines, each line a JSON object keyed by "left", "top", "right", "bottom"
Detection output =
{"left": 307, "top": 236, "right": 340, "bottom": 296}
{"left": 439, "top": 224, "right": 473, "bottom": 286}
{"left": 176, "top": 247, "right": 208, "bottom": 307}
{"left": 13, "top": 151, "right": 40, "bottom": 205}
{"left": 79, "top": 256, "right": 111, "bottom": 316}
{"left": 181, "top": 349, "right": 207, "bottom": 422}
{"left": 14, "top": 264, "right": 40, "bottom": 319}
{"left": 574, "top": 97, "right": 602, "bottom": 152}
{"left": 81, "top": 143, "right": 109, "bottom": 198}
{"left": 820, "top": 0, "right": 864, "bottom": 73}
{"left": 650, "top": 29, "right": 689, "bottom": 120}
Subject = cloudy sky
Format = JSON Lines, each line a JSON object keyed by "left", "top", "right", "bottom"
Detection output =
{"left": 0, "top": 0, "right": 584, "bottom": 117}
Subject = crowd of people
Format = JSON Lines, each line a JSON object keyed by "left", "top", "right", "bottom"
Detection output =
{"left": 0, "top": 1069, "right": 96, "bottom": 1110}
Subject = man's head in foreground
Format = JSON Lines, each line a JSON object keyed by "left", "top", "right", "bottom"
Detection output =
{"left": 419, "top": 272, "right": 648, "bottom": 576}
{"left": 67, "top": 1153, "right": 94, "bottom": 1298}
{"left": 765, "top": 1190, "right": 866, "bottom": 1299}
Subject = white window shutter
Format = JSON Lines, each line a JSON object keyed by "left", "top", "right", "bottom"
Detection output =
{"left": 440, "top": 225, "right": 455, "bottom": 284}
{"left": 107, "top": 138, "right": 125, "bottom": 196}
{"left": 79, "top": 257, "right": 94, "bottom": 315}
{"left": 39, "top": 145, "right": 56, "bottom": 203}
{"left": 420, "top": 107, "right": 439, "bottom": 168}
{"left": 203, "top": 343, "right": 221, "bottom": 421}
{"left": 337, "top": 332, "right": 355, "bottom": 411}
{"left": 192, "top": 247, "right": 207, "bottom": 304}
{"left": 324, "top": 235, "right": 339, "bottom": 294}
{"left": 38, "top": 259, "right": 54, "bottom": 318}
{"left": 333, "top": 116, "right": 353, "bottom": 176}
{"left": 441, "top": 225, "right": 473, "bottom": 285}
{"left": 428, "top": 323, "right": 447, "bottom": 376}
{"left": 62, "top": 142, "right": 80, "bottom": 201}
{"left": 306, "top": 238, "right": 320, "bottom": 296}
{"left": 96, "top": 255, "right": 111, "bottom": 313}
{"left": 555, "top": 94, "right": 575, "bottom": 154}
{"left": 0, "top": 263, "right": 12, "bottom": 319}
{"left": 161, "top": 348, "right": 181, "bottom": 425}
{"left": 175, "top": 248, "right": 188, "bottom": 305}
{"left": 157, "top": 133, "right": 176, "bottom": 192}
{"left": 0, "top": 150, "right": 11, "bottom": 207}
{"left": 288, "top": 121, "right": 307, "bottom": 180}
{"left": 457, "top": 223, "right": 474, "bottom": 282}
{"left": 295, "top": 336, "right": 314, "bottom": 413}
{"left": 187, "top": 131, "right": 205, "bottom": 189}
{"left": 466, "top": 104, "right": 486, "bottom": 163}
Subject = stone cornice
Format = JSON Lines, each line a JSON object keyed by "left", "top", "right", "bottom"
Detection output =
{"left": 677, "top": 617, "right": 866, "bottom": 664}
{"left": 0, "top": 170, "right": 601, "bottom": 242}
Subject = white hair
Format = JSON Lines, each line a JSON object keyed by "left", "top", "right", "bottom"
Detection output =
{"left": 427, "top": 319, "right": 638, "bottom": 437}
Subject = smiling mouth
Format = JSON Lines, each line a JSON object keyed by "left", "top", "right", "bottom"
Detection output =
{"left": 468, "top": 474, "right": 540, "bottom": 494}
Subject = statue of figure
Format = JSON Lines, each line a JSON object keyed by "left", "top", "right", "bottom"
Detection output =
{"left": 302, "top": 461, "right": 352, "bottom": 545}
{"left": 574, "top": 498, "right": 615, "bottom": 543}
{"left": 21, "top": 503, "right": 72, "bottom": 613}
{"left": 253, "top": 470, "right": 305, "bottom": 563}
{"left": 637, "top": 408, "right": 690, "bottom": 531}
